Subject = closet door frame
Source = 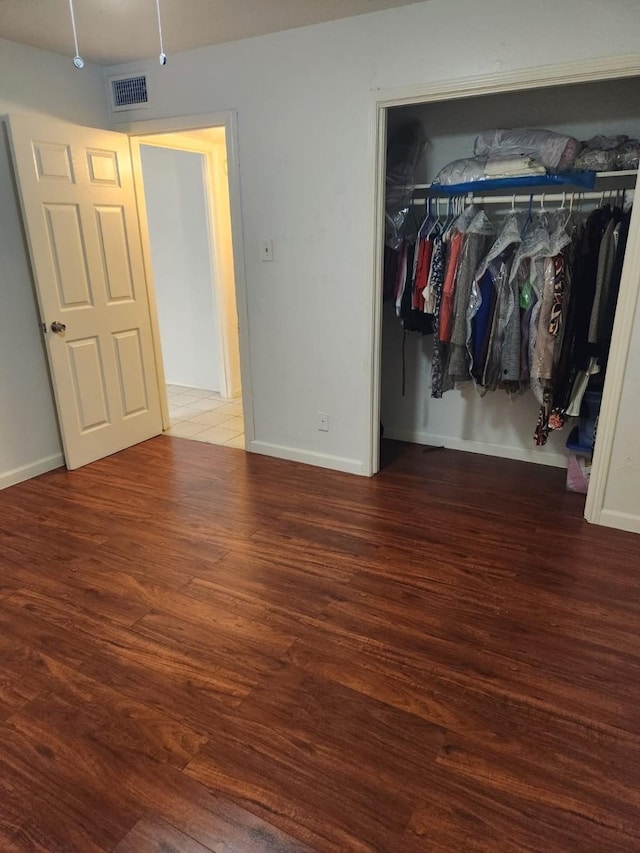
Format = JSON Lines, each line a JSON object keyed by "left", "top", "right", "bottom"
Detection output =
{"left": 367, "top": 54, "right": 640, "bottom": 530}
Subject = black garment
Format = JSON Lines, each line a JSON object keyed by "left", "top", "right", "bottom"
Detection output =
{"left": 550, "top": 226, "right": 582, "bottom": 416}
{"left": 599, "top": 207, "right": 632, "bottom": 371}
{"left": 383, "top": 245, "right": 400, "bottom": 303}
{"left": 554, "top": 205, "right": 632, "bottom": 420}
{"left": 399, "top": 242, "right": 433, "bottom": 335}
{"left": 572, "top": 206, "right": 613, "bottom": 371}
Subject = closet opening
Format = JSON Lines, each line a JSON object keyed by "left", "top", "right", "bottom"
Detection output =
{"left": 375, "top": 72, "right": 640, "bottom": 520}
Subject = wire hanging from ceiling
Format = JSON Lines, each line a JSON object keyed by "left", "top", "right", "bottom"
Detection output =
{"left": 156, "top": 0, "right": 168, "bottom": 65}
{"left": 67, "top": 0, "right": 169, "bottom": 69}
{"left": 67, "top": 0, "right": 84, "bottom": 68}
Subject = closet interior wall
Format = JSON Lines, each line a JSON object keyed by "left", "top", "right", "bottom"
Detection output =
{"left": 381, "top": 76, "right": 640, "bottom": 468}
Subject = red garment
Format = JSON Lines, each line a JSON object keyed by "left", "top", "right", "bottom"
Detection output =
{"left": 439, "top": 231, "right": 464, "bottom": 343}
{"left": 413, "top": 239, "right": 433, "bottom": 311}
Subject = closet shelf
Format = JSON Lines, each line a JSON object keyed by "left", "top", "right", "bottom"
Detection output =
{"left": 593, "top": 169, "right": 638, "bottom": 184}
{"left": 413, "top": 169, "right": 638, "bottom": 197}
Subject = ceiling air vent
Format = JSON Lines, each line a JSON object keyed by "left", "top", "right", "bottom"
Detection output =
{"left": 109, "top": 74, "right": 149, "bottom": 112}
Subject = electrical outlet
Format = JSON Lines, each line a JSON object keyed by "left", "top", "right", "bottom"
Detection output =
{"left": 317, "top": 412, "right": 329, "bottom": 432}
{"left": 261, "top": 239, "right": 273, "bottom": 262}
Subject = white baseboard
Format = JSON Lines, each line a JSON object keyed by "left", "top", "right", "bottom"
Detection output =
{"left": 383, "top": 428, "right": 568, "bottom": 469}
{"left": 249, "top": 440, "right": 365, "bottom": 475}
{"left": 596, "top": 508, "right": 640, "bottom": 535}
{"left": 0, "top": 453, "right": 65, "bottom": 490}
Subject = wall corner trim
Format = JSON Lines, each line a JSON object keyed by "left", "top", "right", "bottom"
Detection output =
{"left": 248, "top": 441, "right": 365, "bottom": 476}
{"left": 0, "top": 453, "right": 64, "bottom": 490}
{"left": 597, "top": 508, "right": 640, "bottom": 536}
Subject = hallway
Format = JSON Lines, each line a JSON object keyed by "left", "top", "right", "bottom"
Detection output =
{"left": 164, "top": 385, "right": 244, "bottom": 448}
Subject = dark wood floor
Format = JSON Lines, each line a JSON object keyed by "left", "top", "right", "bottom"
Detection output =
{"left": 1, "top": 437, "right": 640, "bottom": 851}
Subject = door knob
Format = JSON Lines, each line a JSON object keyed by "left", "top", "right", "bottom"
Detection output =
{"left": 50, "top": 321, "right": 66, "bottom": 333}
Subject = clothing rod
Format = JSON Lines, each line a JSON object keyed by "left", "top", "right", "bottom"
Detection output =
{"left": 410, "top": 190, "right": 634, "bottom": 205}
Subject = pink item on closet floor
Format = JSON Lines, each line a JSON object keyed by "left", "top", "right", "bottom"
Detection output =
{"left": 566, "top": 454, "right": 591, "bottom": 494}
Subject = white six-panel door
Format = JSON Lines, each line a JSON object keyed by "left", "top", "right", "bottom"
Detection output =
{"left": 8, "top": 115, "right": 162, "bottom": 469}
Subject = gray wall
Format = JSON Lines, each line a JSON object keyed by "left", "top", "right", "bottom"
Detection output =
{"left": 104, "top": 0, "right": 640, "bottom": 476}
{"left": 0, "top": 37, "right": 110, "bottom": 486}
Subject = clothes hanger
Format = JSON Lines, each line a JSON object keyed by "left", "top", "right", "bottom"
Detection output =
{"left": 418, "top": 196, "right": 435, "bottom": 239}
{"left": 559, "top": 191, "right": 574, "bottom": 231}
{"left": 426, "top": 196, "right": 442, "bottom": 240}
{"left": 441, "top": 196, "right": 455, "bottom": 235}
{"left": 520, "top": 193, "right": 534, "bottom": 237}
{"left": 407, "top": 198, "right": 422, "bottom": 238}
{"left": 538, "top": 192, "right": 553, "bottom": 232}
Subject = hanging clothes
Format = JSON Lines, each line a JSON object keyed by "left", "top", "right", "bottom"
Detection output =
{"left": 508, "top": 215, "right": 550, "bottom": 394}
{"left": 386, "top": 186, "right": 633, "bottom": 450}
{"left": 448, "top": 211, "right": 494, "bottom": 383}
{"left": 470, "top": 212, "right": 522, "bottom": 390}
{"left": 562, "top": 205, "right": 621, "bottom": 418}
{"left": 599, "top": 207, "right": 632, "bottom": 370}
{"left": 549, "top": 223, "right": 582, "bottom": 423}
{"left": 589, "top": 214, "right": 620, "bottom": 346}
{"left": 438, "top": 204, "right": 478, "bottom": 344}
{"left": 533, "top": 252, "right": 569, "bottom": 446}
{"left": 469, "top": 268, "right": 496, "bottom": 382}
{"left": 571, "top": 206, "right": 614, "bottom": 371}
{"left": 430, "top": 205, "right": 476, "bottom": 397}
{"left": 391, "top": 238, "right": 433, "bottom": 335}
{"left": 533, "top": 252, "right": 568, "bottom": 444}
{"left": 429, "top": 236, "right": 449, "bottom": 398}
{"left": 413, "top": 238, "right": 432, "bottom": 311}
{"left": 531, "top": 216, "right": 572, "bottom": 399}
{"left": 438, "top": 230, "right": 465, "bottom": 344}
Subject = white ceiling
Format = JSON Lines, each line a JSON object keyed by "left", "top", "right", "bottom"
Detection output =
{"left": 0, "top": 0, "right": 425, "bottom": 65}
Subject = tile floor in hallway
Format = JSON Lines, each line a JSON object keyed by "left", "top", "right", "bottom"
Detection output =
{"left": 164, "top": 385, "right": 245, "bottom": 449}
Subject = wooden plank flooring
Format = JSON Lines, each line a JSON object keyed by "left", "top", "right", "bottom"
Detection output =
{"left": 1, "top": 435, "right": 640, "bottom": 851}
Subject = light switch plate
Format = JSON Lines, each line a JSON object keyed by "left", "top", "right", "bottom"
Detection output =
{"left": 261, "top": 239, "right": 273, "bottom": 262}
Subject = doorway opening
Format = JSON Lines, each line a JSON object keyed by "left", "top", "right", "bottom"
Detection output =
{"left": 135, "top": 128, "right": 245, "bottom": 449}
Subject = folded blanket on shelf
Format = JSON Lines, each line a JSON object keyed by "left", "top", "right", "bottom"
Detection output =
{"left": 484, "top": 156, "right": 547, "bottom": 178}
